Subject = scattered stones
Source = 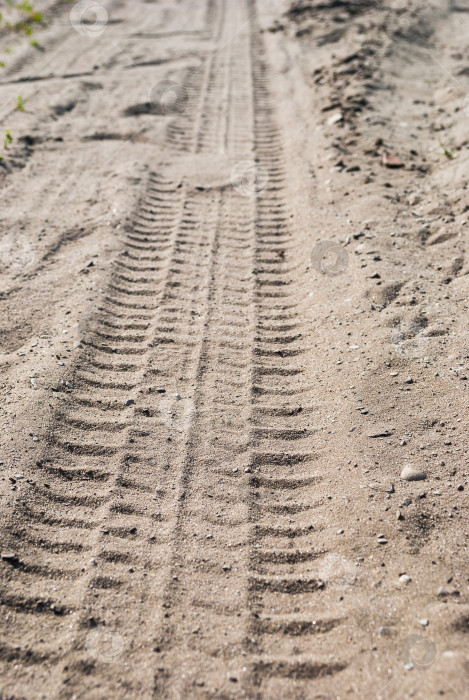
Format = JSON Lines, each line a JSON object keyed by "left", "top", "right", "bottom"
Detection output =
{"left": 400, "top": 497, "right": 412, "bottom": 507}
{"left": 400, "top": 466, "right": 427, "bottom": 481}
{"left": 404, "top": 377, "right": 413, "bottom": 384}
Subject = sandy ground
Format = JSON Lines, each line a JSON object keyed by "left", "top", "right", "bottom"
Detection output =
{"left": 0, "top": 0, "right": 468, "bottom": 698}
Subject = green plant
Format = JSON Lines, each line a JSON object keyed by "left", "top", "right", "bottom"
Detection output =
{"left": 0, "top": 129, "right": 13, "bottom": 161}
{"left": 0, "top": 2, "right": 44, "bottom": 37}
{"left": 15, "top": 95, "right": 26, "bottom": 111}
{"left": 439, "top": 139, "right": 455, "bottom": 160}
{"left": 4, "top": 130, "right": 13, "bottom": 149}
{"left": 16, "top": 1, "right": 34, "bottom": 11}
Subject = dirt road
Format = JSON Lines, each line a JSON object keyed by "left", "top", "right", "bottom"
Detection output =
{"left": 0, "top": 0, "right": 468, "bottom": 698}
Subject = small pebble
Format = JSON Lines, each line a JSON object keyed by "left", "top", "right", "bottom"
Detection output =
{"left": 328, "top": 112, "right": 343, "bottom": 125}
{"left": 418, "top": 619, "right": 429, "bottom": 627}
{"left": 399, "top": 574, "right": 412, "bottom": 585}
{"left": 1, "top": 552, "right": 18, "bottom": 562}
{"left": 401, "top": 466, "right": 427, "bottom": 481}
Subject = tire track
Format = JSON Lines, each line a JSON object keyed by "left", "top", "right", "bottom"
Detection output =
{"left": 0, "top": 171, "right": 189, "bottom": 699}
{"left": 243, "top": 3, "right": 348, "bottom": 696}
{"left": 0, "top": 1, "right": 226, "bottom": 697}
